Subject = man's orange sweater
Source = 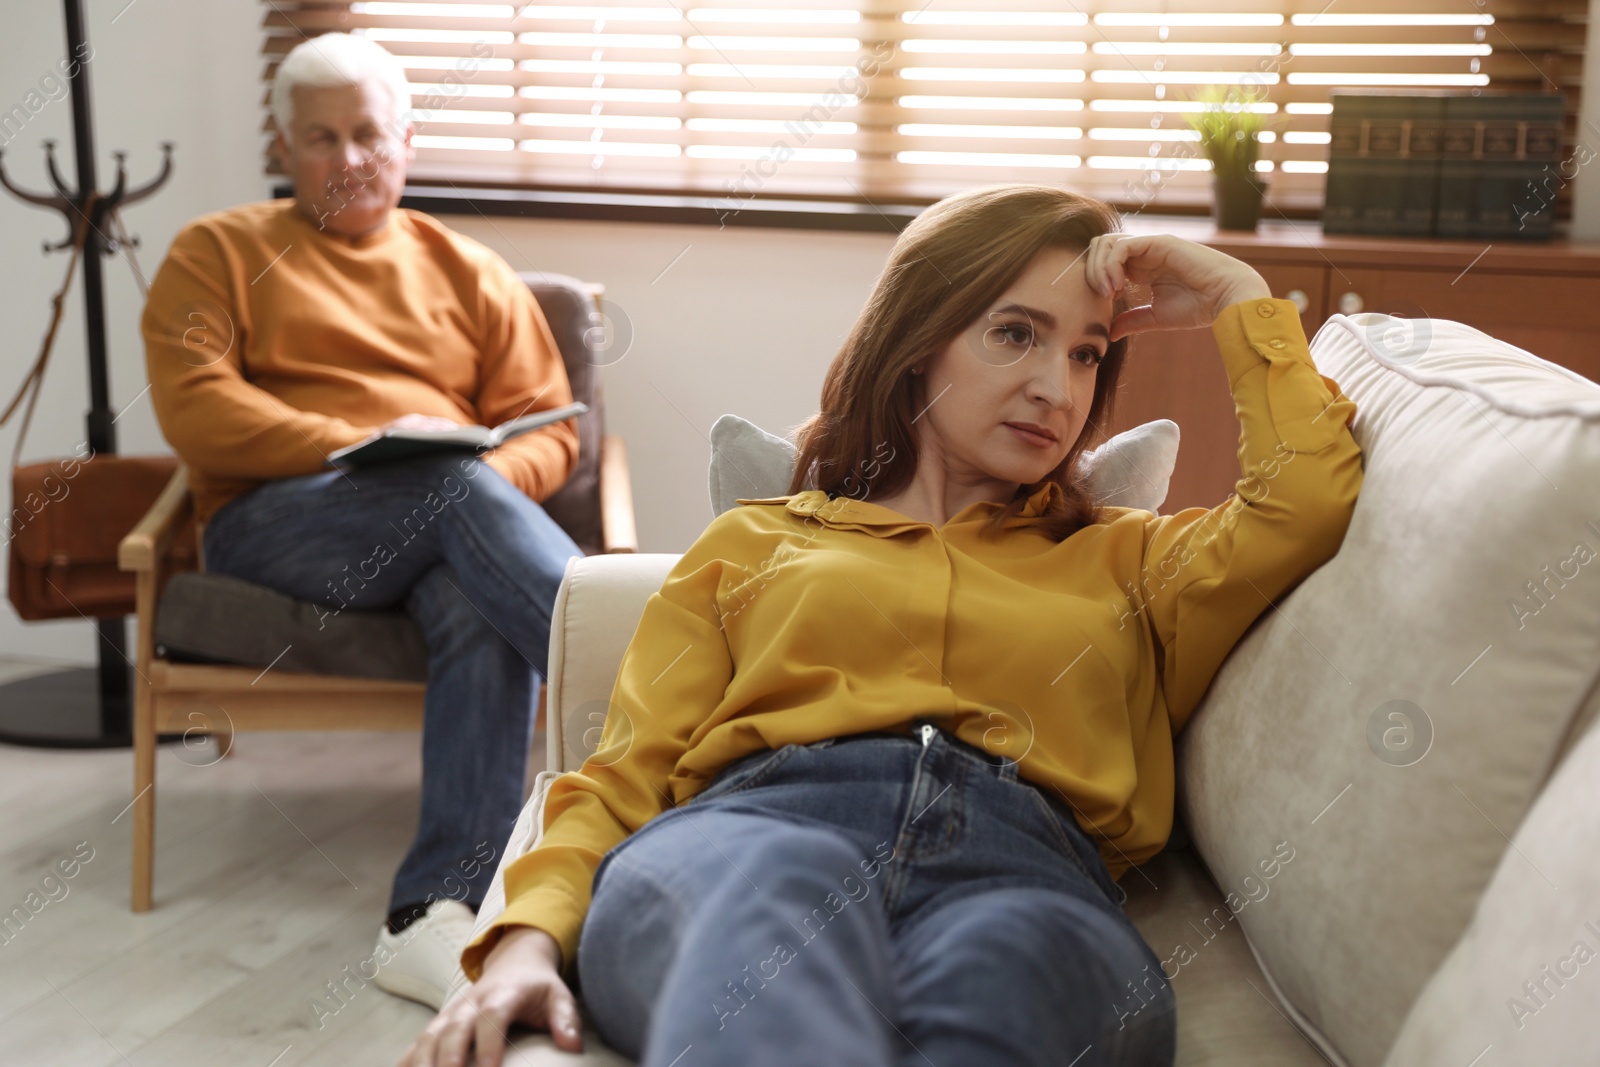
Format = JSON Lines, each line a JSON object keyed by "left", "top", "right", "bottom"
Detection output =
{"left": 140, "top": 199, "right": 579, "bottom": 524}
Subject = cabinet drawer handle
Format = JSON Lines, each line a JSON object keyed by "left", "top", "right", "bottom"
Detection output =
{"left": 1284, "top": 288, "right": 1310, "bottom": 314}
{"left": 1339, "top": 291, "right": 1365, "bottom": 315}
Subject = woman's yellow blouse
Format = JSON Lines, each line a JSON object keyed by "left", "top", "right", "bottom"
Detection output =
{"left": 461, "top": 296, "right": 1363, "bottom": 980}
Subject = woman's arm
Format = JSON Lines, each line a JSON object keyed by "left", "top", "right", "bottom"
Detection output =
{"left": 458, "top": 508, "right": 748, "bottom": 982}
{"left": 413, "top": 513, "right": 758, "bottom": 1067}
{"left": 1085, "top": 234, "right": 1364, "bottom": 732}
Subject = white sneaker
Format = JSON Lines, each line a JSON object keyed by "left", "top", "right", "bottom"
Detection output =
{"left": 373, "top": 899, "right": 477, "bottom": 1010}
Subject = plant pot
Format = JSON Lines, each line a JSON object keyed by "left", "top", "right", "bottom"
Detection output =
{"left": 1212, "top": 171, "right": 1268, "bottom": 231}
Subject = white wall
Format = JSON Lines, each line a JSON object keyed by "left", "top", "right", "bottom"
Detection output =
{"left": 0, "top": 1, "right": 896, "bottom": 665}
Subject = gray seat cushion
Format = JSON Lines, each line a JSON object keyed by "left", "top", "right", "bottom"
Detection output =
{"left": 154, "top": 571, "right": 428, "bottom": 683}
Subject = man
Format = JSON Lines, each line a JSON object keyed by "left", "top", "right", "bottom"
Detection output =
{"left": 140, "top": 32, "right": 584, "bottom": 1010}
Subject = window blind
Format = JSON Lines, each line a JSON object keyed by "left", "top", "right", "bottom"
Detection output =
{"left": 261, "top": 0, "right": 1585, "bottom": 215}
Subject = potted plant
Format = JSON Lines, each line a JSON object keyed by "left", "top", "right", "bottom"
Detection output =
{"left": 1185, "top": 83, "right": 1272, "bottom": 231}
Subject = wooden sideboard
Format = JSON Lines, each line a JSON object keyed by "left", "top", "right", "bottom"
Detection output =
{"left": 1105, "top": 216, "right": 1600, "bottom": 513}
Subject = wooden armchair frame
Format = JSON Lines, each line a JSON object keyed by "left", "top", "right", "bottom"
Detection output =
{"left": 116, "top": 283, "right": 637, "bottom": 913}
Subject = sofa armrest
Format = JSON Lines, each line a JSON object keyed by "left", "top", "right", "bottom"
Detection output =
{"left": 545, "top": 552, "right": 682, "bottom": 776}
{"left": 449, "top": 766, "right": 567, "bottom": 1005}
{"left": 444, "top": 553, "right": 683, "bottom": 1004}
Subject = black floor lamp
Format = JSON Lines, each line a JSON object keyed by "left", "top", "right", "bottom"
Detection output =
{"left": 0, "top": 0, "right": 174, "bottom": 747}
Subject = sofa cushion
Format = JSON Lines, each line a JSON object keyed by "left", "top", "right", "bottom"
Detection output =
{"left": 1381, "top": 707, "right": 1600, "bottom": 1065}
{"left": 707, "top": 412, "right": 1181, "bottom": 516}
{"left": 1176, "top": 312, "right": 1600, "bottom": 1066}
{"left": 1123, "top": 851, "right": 1330, "bottom": 1066}
{"left": 154, "top": 571, "right": 428, "bottom": 682}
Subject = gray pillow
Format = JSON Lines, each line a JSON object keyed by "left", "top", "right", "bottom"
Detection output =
{"left": 708, "top": 413, "right": 1179, "bottom": 516}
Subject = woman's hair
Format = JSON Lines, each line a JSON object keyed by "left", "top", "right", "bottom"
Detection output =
{"left": 788, "top": 182, "right": 1133, "bottom": 543}
{"left": 271, "top": 33, "right": 412, "bottom": 146}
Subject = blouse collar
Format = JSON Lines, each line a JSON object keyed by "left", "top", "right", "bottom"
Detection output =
{"left": 734, "top": 480, "right": 1062, "bottom": 536}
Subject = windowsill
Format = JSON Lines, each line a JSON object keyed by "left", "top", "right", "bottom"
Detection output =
{"left": 271, "top": 180, "right": 1325, "bottom": 234}
{"left": 405, "top": 181, "right": 928, "bottom": 232}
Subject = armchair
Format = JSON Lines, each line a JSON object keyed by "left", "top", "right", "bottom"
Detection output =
{"left": 116, "top": 273, "right": 636, "bottom": 914}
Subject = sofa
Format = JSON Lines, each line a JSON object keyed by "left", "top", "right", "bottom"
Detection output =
{"left": 456, "top": 308, "right": 1600, "bottom": 1066}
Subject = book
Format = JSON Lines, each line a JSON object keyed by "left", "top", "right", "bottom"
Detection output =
{"left": 326, "top": 401, "right": 589, "bottom": 467}
{"left": 1325, "top": 90, "right": 1566, "bottom": 241}
{"left": 1323, "top": 91, "right": 1446, "bottom": 237}
{"left": 1399, "top": 96, "right": 1448, "bottom": 235}
{"left": 1320, "top": 99, "right": 1364, "bottom": 234}
{"left": 1435, "top": 92, "right": 1564, "bottom": 240}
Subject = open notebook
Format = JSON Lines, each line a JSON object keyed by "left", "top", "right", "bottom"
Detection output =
{"left": 326, "top": 401, "right": 588, "bottom": 467}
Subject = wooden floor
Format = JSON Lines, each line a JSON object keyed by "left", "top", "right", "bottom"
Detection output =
{"left": 0, "top": 657, "right": 546, "bottom": 1066}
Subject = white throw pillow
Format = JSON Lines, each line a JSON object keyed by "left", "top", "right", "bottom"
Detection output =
{"left": 707, "top": 412, "right": 1180, "bottom": 516}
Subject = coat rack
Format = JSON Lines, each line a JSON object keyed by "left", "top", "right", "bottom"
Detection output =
{"left": 0, "top": 0, "right": 174, "bottom": 747}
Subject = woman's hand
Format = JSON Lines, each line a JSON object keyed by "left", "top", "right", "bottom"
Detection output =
{"left": 1083, "top": 233, "right": 1273, "bottom": 342}
{"left": 397, "top": 925, "right": 585, "bottom": 1067}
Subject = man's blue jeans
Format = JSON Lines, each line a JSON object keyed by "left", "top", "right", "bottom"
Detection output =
{"left": 201, "top": 455, "right": 583, "bottom": 916}
{"left": 576, "top": 721, "right": 1176, "bottom": 1067}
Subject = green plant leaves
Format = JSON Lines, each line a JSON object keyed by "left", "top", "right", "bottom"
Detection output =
{"left": 1183, "top": 83, "right": 1269, "bottom": 177}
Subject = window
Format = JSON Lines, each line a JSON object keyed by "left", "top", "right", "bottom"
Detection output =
{"left": 262, "top": 1, "right": 1583, "bottom": 215}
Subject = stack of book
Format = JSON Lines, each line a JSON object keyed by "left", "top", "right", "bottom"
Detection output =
{"left": 1321, "top": 89, "right": 1566, "bottom": 240}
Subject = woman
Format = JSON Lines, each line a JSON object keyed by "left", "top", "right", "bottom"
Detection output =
{"left": 401, "top": 184, "right": 1363, "bottom": 1067}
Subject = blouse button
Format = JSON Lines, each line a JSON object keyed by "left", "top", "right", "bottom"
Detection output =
{"left": 1256, "top": 301, "right": 1277, "bottom": 317}
{"left": 1269, "top": 338, "right": 1287, "bottom": 349}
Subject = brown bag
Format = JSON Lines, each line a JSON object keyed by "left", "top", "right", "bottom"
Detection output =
{"left": 7, "top": 454, "right": 196, "bottom": 620}
{"left": 4, "top": 197, "right": 196, "bottom": 621}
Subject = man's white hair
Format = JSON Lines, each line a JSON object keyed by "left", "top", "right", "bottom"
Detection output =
{"left": 271, "top": 32, "right": 412, "bottom": 144}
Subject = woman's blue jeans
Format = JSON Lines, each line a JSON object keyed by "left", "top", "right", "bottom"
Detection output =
{"left": 200, "top": 455, "right": 583, "bottom": 916}
{"left": 576, "top": 722, "right": 1177, "bottom": 1067}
